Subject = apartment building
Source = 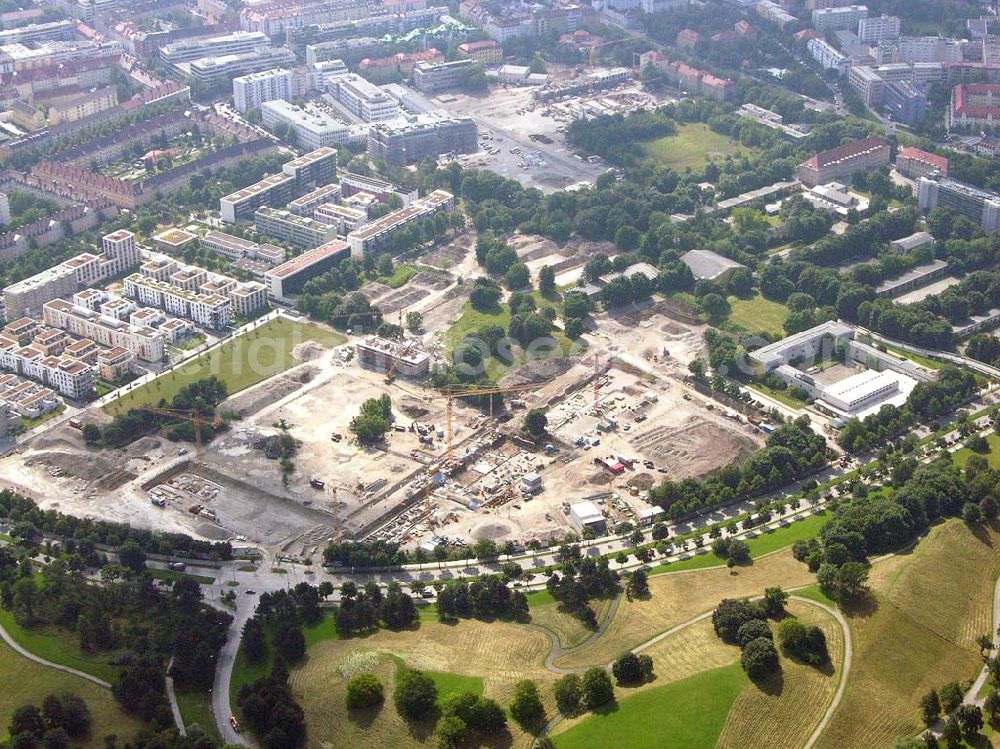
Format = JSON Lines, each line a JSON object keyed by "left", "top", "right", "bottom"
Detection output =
{"left": 42, "top": 298, "right": 165, "bottom": 362}
{"left": 124, "top": 274, "right": 232, "bottom": 330}
{"left": 181, "top": 47, "right": 297, "bottom": 84}
{"left": 796, "top": 137, "right": 891, "bottom": 187}
{"left": 288, "top": 183, "right": 342, "bottom": 216}
{"left": 367, "top": 116, "right": 478, "bottom": 168}
{"left": 261, "top": 100, "right": 350, "bottom": 149}
{"left": 949, "top": 83, "right": 1000, "bottom": 132}
{"left": 97, "top": 346, "right": 134, "bottom": 382}
{"left": 457, "top": 39, "right": 502, "bottom": 64}
{"left": 233, "top": 67, "right": 293, "bottom": 113}
{"left": 346, "top": 190, "right": 454, "bottom": 258}
{"left": 220, "top": 172, "right": 296, "bottom": 224}
{"left": 857, "top": 14, "right": 899, "bottom": 44}
{"left": 330, "top": 74, "right": 399, "bottom": 122}
{"left": 896, "top": 146, "right": 949, "bottom": 179}
{"left": 919, "top": 175, "right": 1000, "bottom": 232}
{"left": 160, "top": 30, "right": 268, "bottom": 69}
{"left": 201, "top": 231, "right": 287, "bottom": 264}
{"left": 263, "top": 239, "right": 352, "bottom": 298}
{"left": 314, "top": 202, "right": 368, "bottom": 233}
{"left": 255, "top": 207, "right": 340, "bottom": 249}
{"left": 808, "top": 38, "right": 849, "bottom": 73}
{"left": 812, "top": 5, "right": 867, "bottom": 32}
{"left": 756, "top": 0, "right": 798, "bottom": 29}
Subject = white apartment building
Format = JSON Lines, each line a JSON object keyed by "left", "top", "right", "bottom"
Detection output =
{"left": 230, "top": 282, "right": 268, "bottom": 318}
{"left": 233, "top": 67, "right": 293, "bottom": 113}
{"left": 346, "top": 190, "right": 454, "bottom": 258}
{"left": 812, "top": 4, "right": 867, "bottom": 32}
{"left": 808, "top": 38, "right": 850, "bottom": 73}
{"left": 0, "top": 193, "right": 9, "bottom": 226}
{"left": 857, "top": 14, "right": 900, "bottom": 43}
{"left": 124, "top": 274, "right": 233, "bottom": 330}
{"left": 42, "top": 298, "right": 165, "bottom": 362}
{"left": 895, "top": 36, "right": 963, "bottom": 63}
{"left": 160, "top": 30, "right": 268, "bottom": 68}
{"left": 329, "top": 74, "right": 399, "bottom": 122}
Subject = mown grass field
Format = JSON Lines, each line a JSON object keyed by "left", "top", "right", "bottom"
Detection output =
{"left": 291, "top": 618, "right": 560, "bottom": 749}
{"left": 552, "top": 664, "right": 748, "bottom": 749}
{"left": 553, "top": 548, "right": 815, "bottom": 670}
{"left": 815, "top": 519, "right": 1000, "bottom": 749}
{"left": 749, "top": 381, "right": 809, "bottom": 410}
{"left": 381, "top": 263, "right": 419, "bottom": 289}
{"left": 641, "top": 123, "right": 749, "bottom": 171}
{"left": 0, "top": 609, "right": 120, "bottom": 683}
{"left": 175, "top": 688, "right": 218, "bottom": 743}
{"left": 0, "top": 640, "right": 144, "bottom": 748}
{"left": 726, "top": 294, "right": 788, "bottom": 338}
{"left": 649, "top": 512, "right": 827, "bottom": 575}
{"left": 953, "top": 433, "right": 1000, "bottom": 470}
{"left": 526, "top": 590, "right": 614, "bottom": 648}
{"left": 105, "top": 317, "right": 346, "bottom": 414}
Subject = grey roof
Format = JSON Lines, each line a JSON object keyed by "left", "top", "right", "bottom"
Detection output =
{"left": 876, "top": 259, "right": 948, "bottom": 295}
{"left": 680, "top": 250, "right": 746, "bottom": 280}
{"left": 890, "top": 231, "right": 935, "bottom": 252}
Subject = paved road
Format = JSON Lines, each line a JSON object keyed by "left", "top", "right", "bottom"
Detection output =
{"left": 210, "top": 597, "right": 255, "bottom": 747}
{"left": 0, "top": 620, "right": 111, "bottom": 688}
{"left": 964, "top": 575, "right": 1000, "bottom": 708}
{"left": 801, "top": 597, "right": 853, "bottom": 749}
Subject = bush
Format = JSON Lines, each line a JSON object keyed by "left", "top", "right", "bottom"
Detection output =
{"left": 345, "top": 674, "right": 384, "bottom": 709}
{"left": 741, "top": 637, "right": 779, "bottom": 679}
{"left": 394, "top": 670, "right": 437, "bottom": 722}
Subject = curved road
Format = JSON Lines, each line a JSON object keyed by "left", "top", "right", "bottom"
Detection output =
{"left": 0, "top": 620, "right": 111, "bottom": 688}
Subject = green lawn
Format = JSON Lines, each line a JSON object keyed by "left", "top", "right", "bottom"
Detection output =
{"left": 953, "top": 433, "right": 1000, "bottom": 469}
{"left": 147, "top": 568, "right": 215, "bottom": 585}
{"left": 381, "top": 264, "right": 419, "bottom": 289}
{"left": 649, "top": 512, "right": 827, "bottom": 575}
{"left": 0, "top": 609, "right": 120, "bottom": 683}
{"left": 23, "top": 403, "right": 66, "bottom": 429}
{"left": 553, "top": 663, "right": 747, "bottom": 749}
{"left": 879, "top": 342, "right": 943, "bottom": 371}
{"left": 106, "top": 317, "right": 346, "bottom": 414}
{"left": 749, "top": 382, "right": 808, "bottom": 410}
{"left": 303, "top": 614, "right": 341, "bottom": 649}
{"left": 642, "top": 123, "right": 750, "bottom": 172}
{"left": 175, "top": 688, "right": 219, "bottom": 742}
{"left": 445, "top": 301, "right": 581, "bottom": 380}
{"left": 392, "top": 655, "right": 484, "bottom": 702}
{"left": 727, "top": 294, "right": 788, "bottom": 337}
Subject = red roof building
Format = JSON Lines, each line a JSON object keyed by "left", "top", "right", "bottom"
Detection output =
{"left": 949, "top": 83, "right": 1000, "bottom": 132}
{"left": 796, "top": 137, "right": 892, "bottom": 187}
{"left": 896, "top": 147, "right": 949, "bottom": 179}
{"left": 676, "top": 28, "right": 703, "bottom": 49}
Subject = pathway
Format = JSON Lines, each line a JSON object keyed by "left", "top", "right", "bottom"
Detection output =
{"left": 0, "top": 620, "right": 111, "bottom": 688}
{"left": 964, "top": 575, "right": 1000, "bottom": 708}
{"left": 165, "top": 656, "right": 187, "bottom": 737}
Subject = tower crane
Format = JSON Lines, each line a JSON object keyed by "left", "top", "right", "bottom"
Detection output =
{"left": 138, "top": 406, "right": 221, "bottom": 466}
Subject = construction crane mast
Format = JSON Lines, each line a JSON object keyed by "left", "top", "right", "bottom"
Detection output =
{"left": 139, "top": 407, "right": 221, "bottom": 465}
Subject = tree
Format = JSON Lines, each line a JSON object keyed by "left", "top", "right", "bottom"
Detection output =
{"left": 470, "top": 277, "right": 501, "bottom": 311}
{"left": 626, "top": 569, "right": 649, "bottom": 600}
{"left": 345, "top": 674, "right": 384, "bottom": 709}
{"left": 505, "top": 262, "right": 531, "bottom": 290}
{"left": 581, "top": 667, "right": 614, "bottom": 710}
{"left": 700, "top": 293, "right": 730, "bottom": 323}
{"left": 741, "top": 637, "right": 779, "bottom": 679}
{"left": 940, "top": 682, "right": 963, "bottom": 713}
{"left": 523, "top": 409, "right": 548, "bottom": 439}
{"left": 436, "top": 715, "right": 468, "bottom": 749}
{"left": 736, "top": 619, "right": 773, "bottom": 647}
{"left": 9, "top": 705, "right": 44, "bottom": 741}
{"left": 956, "top": 704, "right": 984, "bottom": 739}
{"left": 116, "top": 541, "right": 147, "bottom": 574}
{"left": 82, "top": 423, "right": 100, "bottom": 444}
{"left": 539, "top": 265, "right": 556, "bottom": 296}
{"left": 920, "top": 689, "right": 942, "bottom": 726}
{"left": 776, "top": 618, "right": 828, "bottom": 666}
{"left": 553, "top": 673, "right": 582, "bottom": 716}
{"left": 405, "top": 311, "right": 422, "bottom": 332}
{"left": 394, "top": 670, "right": 437, "bottom": 721}
{"left": 41, "top": 728, "right": 69, "bottom": 749}
{"left": 242, "top": 618, "right": 267, "bottom": 664}
{"left": 612, "top": 652, "right": 648, "bottom": 685}
{"left": 510, "top": 679, "right": 544, "bottom": 728}
{"left": 836, "top": 561, "right": 869, "bottom": 600}
{"left": 762, "top": 586, "right": 788, "bottom": 617}
{"left": 351, "top": 395, "right": 393, "bottom": 445}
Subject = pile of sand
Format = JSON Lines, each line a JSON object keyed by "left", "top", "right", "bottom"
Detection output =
{"left": 292, "top": 341, "right": 325, "bottom": 361}
{"left": 471, "top": 520, "right": 513, "bottom": 540}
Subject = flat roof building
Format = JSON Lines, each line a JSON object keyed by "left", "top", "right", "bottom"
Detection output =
{"left": 255, "top": 206, "right": 340, "bottom": 249}
{"left": 261, "top": 100, "right": 350, "bottom": 150}
{"left": 356, "top": 335, "right": 430, "bottom": 377}
{"left": 918, "top": 174, "right": 1000, "bottom": 232}
{"left": 367, "top": 116, "right": 477, "bottom": 168}
{"left": 346, "top": 190, "right": 454, "bottom": 258}
{"left": 263, "top": 239, "right": 351, "bottom": 299}
{"left": 680, "top": 249, "right": 746, "bottom": 282}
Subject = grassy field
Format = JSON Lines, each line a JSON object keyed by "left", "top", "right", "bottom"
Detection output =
{"left": 147, "top": 568, "right": 215, "bottom": 585}
{"left": 815, "top": 519, "right": 1000, "bottom": 749}
{"left": 649, "top": 512, "right": 828, "bottom": 575}
{"left": 553, "top": 548, "right": 814, "bottom": 670}
{"left": 642, "top": 123, "right": 750, "bottom": 172}
{"left": 727, "top": 294, "right": 788, "bottom": 337}
{"left": 445, "top": 301, "right": 582, "bottom": 380}
{"left": 106, "top": 317, "right": 346, "bottom": 414}
{"left": 0, "top": 609, "right": 120, "bottom": 683}
{"left": 0, "top": 640, "right": 144, "bottom": 748}
{"left": 381, "top": 264, "right": 419, "bottom": 289}
{"left": 292, "top": 618, "right": 560, "bottom": 749}
{"left": 953, "top": 433, "right": 1000, "bottom": 470}
{"left": 176, "top": 688, "right": 218, "bottom": 743}
{"left": 880, "top": 342, "right": 943, "bottom": 371}
{"left": 749, "top": 381, "right": 809, "bottom": 410}
{"left": 552, "top": 664, "right": 748, "bottom": 749}
{"left": 527, "top": 590, "right": 614, "bottom": 648}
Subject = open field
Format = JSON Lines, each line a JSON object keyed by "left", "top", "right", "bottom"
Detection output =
{"left": 953, "top": 433, "right": 1000, "bottom": 469}
{"left": 176, "top": 688, "right": 218, "bottom": 743}
{"left": 105, "top": 317, "right": 346, "bottom": 414}
{"left": 749, "top": 381, "right": 809, "bottom": 410}
{"left": 726, "top": 294, "right": 788, "bottom": 338}
{"left": 0, "top": 609, "right": 120, "bottom": 683}
{"left": 553, "top": 664, "right": 748, "bottom": 749}
{"left": 0, "top": 640, "right": 144, "bottom": 747}
{"left": 815, "top": 519, "right": 1000, "bottom": 749}
{"left": 292, "top": 618, "right": 560, "bottom": 749}
{"left": 553, "top": 548, "right": 814, "bottom": 669}
{"left": 642, "top": 123, "right": 750, "bottom": 171}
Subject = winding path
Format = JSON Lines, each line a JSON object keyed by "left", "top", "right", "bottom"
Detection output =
{"left": 0, "top": 620, "right": 111, "bottom": 688}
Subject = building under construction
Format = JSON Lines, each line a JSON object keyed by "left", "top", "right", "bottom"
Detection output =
{"left": 355, "top": 335, "right": 430, "bottom": 378}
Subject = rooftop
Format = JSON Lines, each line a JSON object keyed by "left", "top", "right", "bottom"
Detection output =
{"left": 680, "top": 249, "right": 746, "bottom": 280}
{"left": 265, "top": 239, "right": 350, "bottom": 279}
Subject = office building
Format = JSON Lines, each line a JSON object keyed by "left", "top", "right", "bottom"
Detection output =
{"left": 808, "top": 37, "right": 850, "bottom": 73}
{"left": 756, "top": 0, "right": 798, "bottom": 29}
{"left": 919, "top": 175, "right": 1000, "bottom": 232}
{"left": 260, "top": 100, "right": 350, "bottom": 149}
{"left": 329, "top": 74, "right": 398, "bottom": 122}
{"left": 890, "top": 231, "right": 935, "bottom": 255}
{"left": 160, "top": 30, "right": 268, "bottom": 69}
{"left": 896, "top": 146, "right": 949, "bottom": 179}
{"left": 883, "top": 80, "right": 927, "bottom": 125}
{"left": 457, "top": 39, "right": 502, "bottom": 64}
{"left": 875, "top": 259, "right": 949, "bottom": 298}
{"left": 356, "top": 335, "right": 430, "bottom": 377}
{"left": 894, "top": 36, "right": 963, "bottom": 64}
{"left": 263, "top": 239, "right": 351, "bottom": 298}
{"left": 797, "top": 137, "right": 891, "bottom": 187}
{"left": 201, "top": 231, "right": 286, "bottom": 263}
{"left": 180, "top": 47, "right": 297, "bottom": 84}
{"left": 0, "top": 193, "right": 8, "bottom": 226}
{"left": 367, "top": 116, "right": 478, "bottom": 168}
{"left": 254, "top": 207, "right": 340, "bottom": 249}
{"left": 857, "top": 14, "right": 900, "bottom": 43}
{"left": 233, "top": 67, "right": 293, "bottom": 113}
{"left": 812, "top": 5, "right": 867, "bottom": 32}
{"left": 412, "top": 59, "right": 479, "bottom": 93}
{"left": 346, "top": 190, "right": 454, "bottom": 258}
